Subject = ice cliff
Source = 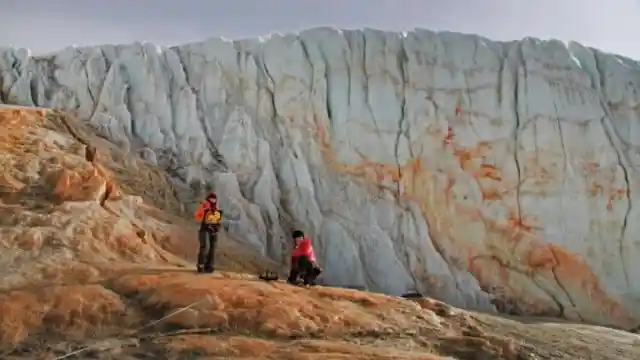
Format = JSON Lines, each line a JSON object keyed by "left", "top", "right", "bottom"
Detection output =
{"left": 1, "top": 27, "right": 639, "bottom": 329}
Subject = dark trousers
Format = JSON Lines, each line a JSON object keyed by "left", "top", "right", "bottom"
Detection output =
{"left": 288, "top": 256, "right": 321, "bottom": 285}
{"left": 197, "top": 229, "right": 218, "bottom": 272}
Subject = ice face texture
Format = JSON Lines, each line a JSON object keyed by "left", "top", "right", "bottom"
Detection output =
{"left": 2, "top": 27, "right": 640, "bottom": 328}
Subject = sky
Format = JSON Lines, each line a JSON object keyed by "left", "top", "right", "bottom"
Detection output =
{"left": 1, "top": 0, "right": 639, "bottom": 59}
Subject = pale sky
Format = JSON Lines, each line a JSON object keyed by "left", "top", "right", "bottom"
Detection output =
{"left": 1, "top": 0, "right": 639, "bottom": 59}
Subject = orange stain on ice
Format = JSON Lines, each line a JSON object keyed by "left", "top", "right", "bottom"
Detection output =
{"left": 309, "top": 115, "right": 633, "bottom": 327}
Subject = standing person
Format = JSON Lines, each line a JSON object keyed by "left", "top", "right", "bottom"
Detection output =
{"left": 193, "top": 192, "right": 223, "bottom": 273}
{"left": 288, "top": 230, "right": 322, "bottom": 285}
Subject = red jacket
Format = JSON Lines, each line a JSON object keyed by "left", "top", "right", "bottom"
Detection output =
{"left": 291, "top": 237, "right": 316, "bottom": 263}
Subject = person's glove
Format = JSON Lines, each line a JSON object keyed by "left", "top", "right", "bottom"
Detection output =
{"left": 313, "top": 265, "right": 323, "bottom": 276}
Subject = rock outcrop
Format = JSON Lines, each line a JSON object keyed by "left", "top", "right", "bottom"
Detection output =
{"left": 1, "top": 27, "right": 639, "bottom": 328}
{"left": 0, "top": 106, "right": 276, "bottom": 289}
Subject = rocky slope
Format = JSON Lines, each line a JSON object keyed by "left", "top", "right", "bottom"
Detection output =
{"left": 1, "top": 27, "right": 639, "bottom": 328}
{"left": 2, "top": 106, "right": 639, "bottom": 360}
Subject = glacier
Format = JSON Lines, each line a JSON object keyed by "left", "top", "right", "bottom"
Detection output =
{"left": 1, "top": 27, "right": 639, "bottom": 329}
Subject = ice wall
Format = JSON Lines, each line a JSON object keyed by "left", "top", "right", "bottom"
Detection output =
{"left": 1, "top": 27, "right": 640, "bottom": 329}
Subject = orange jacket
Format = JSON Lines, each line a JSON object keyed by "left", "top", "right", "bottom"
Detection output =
{"left": 193, "top": 200, "right": 222, "bottom": 227}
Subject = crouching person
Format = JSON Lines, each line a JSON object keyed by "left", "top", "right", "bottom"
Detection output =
{"left": 288, "top": 230, "right": 322, "bottom": 285}
{"left": 193, "top": 192, "right": 223, "bottom": 273}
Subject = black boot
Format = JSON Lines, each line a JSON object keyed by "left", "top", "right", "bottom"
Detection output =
{"left": 303, "top": 265, "right": 322, "bottom": 286}
{"left": 287, "top": 269, "right": 300, "bottom": 285}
